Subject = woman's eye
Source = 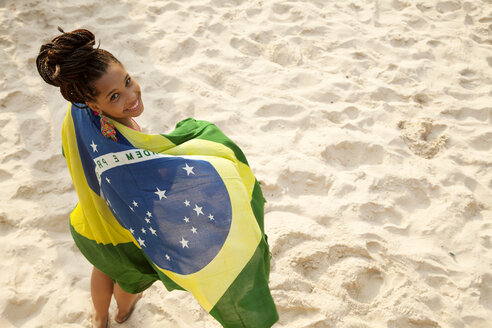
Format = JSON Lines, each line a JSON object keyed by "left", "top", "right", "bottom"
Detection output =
{"left": 110, "top": 93, "right": 119, "bottom": 101}
{"left": 126, "top": 77, "right": 132, "bottom": 86}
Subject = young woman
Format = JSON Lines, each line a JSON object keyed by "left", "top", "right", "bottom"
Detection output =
{"left": 37, "top": 28, "right": 144, "bottom": 328}
{"left": 37, "top": 28, "right": 278, "bottom": 328}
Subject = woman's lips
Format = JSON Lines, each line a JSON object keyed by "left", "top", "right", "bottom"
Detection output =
{"left": 126, "top": 98, "right": 140, "bottom": 112}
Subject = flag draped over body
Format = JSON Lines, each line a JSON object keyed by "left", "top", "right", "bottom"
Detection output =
{"left": 61, "top": 104, "right": 278, "bottom": 327}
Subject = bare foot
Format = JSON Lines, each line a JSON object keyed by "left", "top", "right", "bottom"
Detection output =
{"left": 114, "top": 292, "right": 142, "bottom": 324}
{"left": 92, "top": 314, "right": 108, "bottom": 328}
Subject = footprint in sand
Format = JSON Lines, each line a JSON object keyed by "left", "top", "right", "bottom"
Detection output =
{"left": 3, "top": 295, "right": 47, "bottom": 325}
{"left": 413, "top": 93, "right": 431, "bottom": 105}
{"left": 416, "top": 260, "right": 449, "bottom": 289}
{"left": 211, "top": 0, "right": 246, "bottom": 7}
{"left": 12, "top": 178, "right": 73, "bottom": 200}
{"left": 309, "top": 90, "right": 342, "bottom": 104}
{"left": 397, "top": 118, "right": 448, "bottom": 159}
{"left": 276, "top": 167, "right": 333, "bottom": 196}
{"left": 321, "top": 141, "right": 385, "bottom": 168}
{"left": 33, "top": 154, "right": 66, "bottom": 174}
{"left": 458, "top": 68, "right": 480, "bottom": 90}
{"left": 370, "top": 175, "right": 437, "bottom": 211}
{"left": 0, "top": 211, "right": 17, "bottom": 232}
{"left": 486, "top": 57, "right": 492, "bottom": 68}
{"left": 230, "top": 37, "right": 263, "bottom": 57}
{"left": 270, "top": 229, "right": 312, "bottom": 257}
{"left": 271, "top": 3, "right": 291, "bottom": 15}
{"left": 1, "top": 149, "right": 31, "bottom": 164}
{"left": 358, "top": 201, "right": 402, "bottom": 225}
{"left": 371, "top": 86, "right": 408, "bottom": 102}
{"left": 288, "top": 72, "right": 322, "bottom": 89}
{"left": 386, "top": 29, "right": 417, "bottom": 48}
{"left": 267, "top": 211, "right": 324, "bottom": 256}
{"left": 269, "top": 3, "right": 304, "bottom": 23}
{"left": 435, "top": 1, "right": 461, "bottom": 14}
{"left": 448, "top": 193, "right": 484, "bottom": 219}
{"left": 150, "top": 38, "right": 198, "bottom": 63}
{"left": 387, "top": 317, "right": 440, "bottom": 328}
{"left": 344, "top": 267, "right": 384, "bottom": 303}
{"left": 479, "top": 273, "right": 492, "bottom": 309}
{"left": 267, "top": 41, "right": 303, "bottom": 66}
{"left": 338, "top": 319, "right": 376, "bottom": 328}
{"left": 0, "top": 115, "right": 20, "bottom": 147}
{"left": 0, "top": 169, "right": 13, "bottom": 182}
{"left": 289, "top": 244, "right": 376, "bottom": 292}
{"left": 391, "top": 0, "right": 411, "bottom": 11}
{"left": 148, "top": 2, "right": 181, "bottom": 15}
{"left": 321, "top": 106, "right": 360, "bottom": 124}
{"left": 441, "top": 107, "right": 491, "bottom": 122}
{"left": 327, "top": 244, "right": 372, "bottom": 265}
{"left": 208, "top": 22, "right": 226, "bottom": 35}
{"left": 290, "top": 245, "right": 333, "bottom": 280}
{"left": 245, "top": 7, "right": 262, "bottom": 18}
{"left": 255, "top": 103, "right": 304, "bottom": 117}
{"left": 365, "top": 240, "right": 386, "bottom": 261}
{"left": 19, "top": 118, "right": 51, "bottom": 150}
{"left": 467, "top": 132, "right": 492, "bottom": 152}
{"left": 172, "top": 37, "right": 199, "bottom": 61}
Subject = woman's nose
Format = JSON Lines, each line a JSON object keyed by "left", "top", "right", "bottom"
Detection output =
{"left": 128, "top": 83, "right": 139, "bottom": 98}
{"left": 124, "top": 87, "right": 137, "bottom": 103}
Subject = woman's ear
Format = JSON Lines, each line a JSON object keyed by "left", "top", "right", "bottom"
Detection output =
{"left": 86, "top": 102, "right": 102, "bottom": 115}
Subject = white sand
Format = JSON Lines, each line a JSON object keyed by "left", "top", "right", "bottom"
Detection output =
{"left": 1, "top": 0, "right": 491, "bottom": 327}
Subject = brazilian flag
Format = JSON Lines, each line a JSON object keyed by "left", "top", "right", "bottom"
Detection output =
{"left": 61, "top": 104, "right": 278, "bottom": 327}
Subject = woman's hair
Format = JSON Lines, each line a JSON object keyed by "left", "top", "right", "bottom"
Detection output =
{"left": 36, "top": 27, "right": 119, "bottom": 104}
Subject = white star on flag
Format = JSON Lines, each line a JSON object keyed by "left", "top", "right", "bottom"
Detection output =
{"left": 183, "top": 216, "right": 190, "bottom": 223}
{"left": 193, "top": 204, "right": 203, "bottom": 216}
{"left": 146, "top": 211, "right": 152, "bottom": 218}
{"left": 154, "top": 188, "right": 167, "bottom": 200}
{"left": 129, "top": 228, "right": 134, "bottom": 234}
{"left": 184, "top": 200, "right": 190, "bottom": 207}
{"left": 105, "top": 177, "right": 111, "bottom": 184}
{"left": 182, "top": 163, "right": 195, "bottom": 176}
{"left": 90, "top": 140, "right": 98, "bottom": 152}
{"left": 191, "top": 226, "right": 198, "bottom": 234}
{"left": 132, "top": 200, "right": 138, "bottom": 207}
{"left": 137, "top": 237, "right": 146, "bottom": 247}
{"left": 165, "top": 254, "right": 170, "bottom": 261}
{"left": 145, "top": 218, "right": 151, "bottom": 224}
{"left": 141, "top": 227, "right": 146, "bottom": 234}
{"left": 208, "top": 214, "right": 215, "bottom": 221}
{"left": 129, "top": 206, "right": 134, "bottom": 211}
{"left": 179, "top": 237, "right": 189, "bottom": 248}
{"left": 149, "top": 227, "right": 157, "bottom": 235}
{"left": 106, "top": 199, "right": 112, "bottom": 207}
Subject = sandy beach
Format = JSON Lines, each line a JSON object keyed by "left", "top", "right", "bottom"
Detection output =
{"left": 1, "top": 0, "right": 491, "bottom": 327}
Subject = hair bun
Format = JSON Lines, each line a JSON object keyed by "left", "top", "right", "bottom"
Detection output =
{"left": 36, "top": 27, "right": 119, "bottom": 104}
{"left": 36, "top": 28, "right": 96, "bottom": 88}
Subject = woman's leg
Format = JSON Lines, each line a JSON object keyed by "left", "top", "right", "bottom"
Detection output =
{"left": 113, "top": 283, "right": 142, "bottom": 323}
{"left": 91, "top": 267, "right": 113, "bottom": 328}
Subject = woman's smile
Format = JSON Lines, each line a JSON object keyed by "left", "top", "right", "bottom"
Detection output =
{"left": 125, "top": 97, "right": 141, "bottom": 113}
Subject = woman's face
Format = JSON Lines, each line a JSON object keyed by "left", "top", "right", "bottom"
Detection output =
{"left": 86, "top": 61, "right": 144, "bottom": 126}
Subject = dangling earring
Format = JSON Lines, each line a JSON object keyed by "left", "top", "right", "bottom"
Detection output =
{"left": 100, "top": 115, "right": 118, "bottom": 142}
